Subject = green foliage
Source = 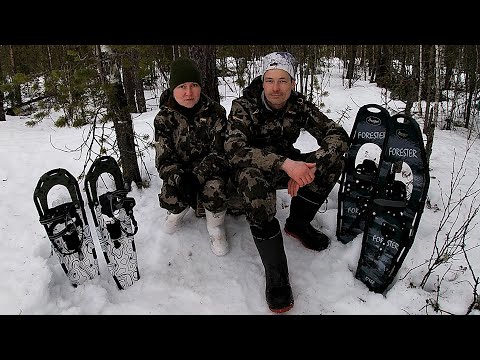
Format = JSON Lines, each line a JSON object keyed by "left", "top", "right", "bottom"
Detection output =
{"left": 31, "top": 46, "right": 105, "bottom": 127}
{"left": 54, "top": 115, "right": 68, "bottom": 127}
{"left": 24, "top": 120, "right": 37, "bottom": 127}
{"left": 12, "top": 72, "right": 28, "bottom": 84}
{"left": 235, "top": 77, "right": 246, "bottom": 88}
{"left": 72, "top": 117, "right": 88, "bottom": 128}
{"left": 33, "top": 110, "right": 50, "bottom": 121}
{"left": 101, "top": 112, "right": 115, "bottom": 124}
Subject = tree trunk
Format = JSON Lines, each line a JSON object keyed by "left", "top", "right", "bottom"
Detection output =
{"left": 464, "top": 45, "right": 478, "bottom": 131}
{"left": 404, "top": 47, "right": 417, "bottom": 115}
{"left": 98, "top": 45, "right": 142, "bottom": 189}
{"left": 303, "top": 47, "right": 310, "bottom": 95}
{"left": 417, "top": 45, "right": 423, "bottom": 116}
{"left": 0, "top": 92, "right": 4, "bottom": 121}
{"left": 443, "top": 45, "right": 458, "bottom": 90}
{"left": 0, "top": 59, "right": 5, "bottom": 121}
{"left": 121, "top": 57, "right": 138, "bottom": 113}
{"left": 424, "top": 45, "right": 435, "bottom": 164}
{"left": 375, "top": 45, "right": 390, "bottom": 88}
{"left": 188, "top": 45, "right": 220, "bottom": 103}
{"left": 308, "top": 50, "right": 315, "bottom": 102}
{"left": 8, "top": 45, "right": 22, "bottom": 107}
{"left": 465, "top": 73, "right": 474, "bottom": 130}
{"left": 46, "top": 45, "right": 53, "bottom": 71}
{"left": 432, "top": 45, "right": 441, "bottom": 129}
{"left": 133, "top": 50, "right": 146, "bottom": 113}
{"left": 369, "top": 45, "right": 377, "bottom": 83}
{"left": 298, "top": 45, "right": 306, "bottom": 95}
{"left": 345, "top": 45, "right": 356, "bottom": 88}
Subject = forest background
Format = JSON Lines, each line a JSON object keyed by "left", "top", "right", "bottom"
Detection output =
{"left": 1, "top": 45, "right": 477, "bottom": 186}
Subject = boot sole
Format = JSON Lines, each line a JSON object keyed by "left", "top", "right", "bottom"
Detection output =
{"left": 284, "top": 228, "right": 328, "bottom": 252}
{"left": 269, "top": 303, "right": 294, "bottom": 313}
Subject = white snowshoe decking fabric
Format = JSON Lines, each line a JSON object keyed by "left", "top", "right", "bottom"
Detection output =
{"left": 85, "top": 156, "right": 140, "bottom": 290}
{"left": 34, "top": 168, "right": 100, "bottom": 287}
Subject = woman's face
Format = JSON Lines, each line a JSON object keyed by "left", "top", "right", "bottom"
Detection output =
{"left": 172, "top": 82, "right": 201, "bottom": 108}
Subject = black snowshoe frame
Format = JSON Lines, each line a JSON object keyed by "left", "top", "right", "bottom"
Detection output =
{"left": 337, "top": 104, "right": 391, "bottom": 244}
{"left": 33, "top": 168, "right": 100, "bottom": 287}
{"left": 337, "top": 105, "right": 430, "bottom": 293}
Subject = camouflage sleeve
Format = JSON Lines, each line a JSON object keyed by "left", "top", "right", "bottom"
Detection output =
{"left": 225, "top": 100, "right": 286, "bottom": 173}
{"left": 302, "top": 102, "right": 350, "bottom": 174}
{"left": 154, "top": 110, "right": 182, "bottom": 182}
{"left": 192, "top": 105, "right": 229, "bottom": 184}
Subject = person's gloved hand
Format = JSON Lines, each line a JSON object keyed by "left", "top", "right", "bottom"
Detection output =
{"left": 177, "top": 172, "right": 201, "bottom": 203}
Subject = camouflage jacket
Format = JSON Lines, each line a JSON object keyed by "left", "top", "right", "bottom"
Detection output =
{"left": 154, "top": 89, "right": 228, "bottom": 184}
{"left": 225, "top": 76, "right": 350, "bottom": 176}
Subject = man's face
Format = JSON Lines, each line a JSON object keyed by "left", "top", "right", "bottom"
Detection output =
{"left": 262, "top": 69, "right": 295, "bottom": 110}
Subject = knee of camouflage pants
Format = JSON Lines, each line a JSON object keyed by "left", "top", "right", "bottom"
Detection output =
{"left": 301, "top": 156, "right": 345, "bottom": 203}
{"left": 200, "top": 178, "right": 228, "bottom": 214}
{"left": 158, "top": 175, "right": 189, "bottom": 214}
{"left": 237, "top": 167, "right": 277, "bottom": 225}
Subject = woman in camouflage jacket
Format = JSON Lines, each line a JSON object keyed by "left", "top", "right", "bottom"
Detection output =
{"left": 154, "top": 57, "right": 230, "bottom": 256}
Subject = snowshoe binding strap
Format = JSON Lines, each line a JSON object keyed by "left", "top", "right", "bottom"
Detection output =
{"left": 99, "top": 190, "right": 138, "bottom": 236}
{"left": 40, "top": 202, "right": 84, "bottom": 255}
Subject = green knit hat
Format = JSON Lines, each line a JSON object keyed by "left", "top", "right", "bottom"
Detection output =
{"left": 169, "top": 57, "right": 202, "bottom": 90}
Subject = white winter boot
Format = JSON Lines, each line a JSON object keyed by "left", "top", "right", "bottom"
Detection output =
{"left": 205, "top": 209, "right": 228, "bottom": 256}
{"left": 163, "top": 207, "right": 189, "bottom": 234}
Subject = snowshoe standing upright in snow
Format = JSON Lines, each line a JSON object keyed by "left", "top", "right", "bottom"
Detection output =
{"left": 336, "top": 104, "right": 391, "bottom": 244}
{"left": 85, "top": 156, "right": 140, "bottom": 290}
{"left": 34, "top": 168, "right": 100, "bottom": 287}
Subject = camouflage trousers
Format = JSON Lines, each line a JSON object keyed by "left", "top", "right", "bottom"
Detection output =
{"left": 234, "top": 152, "right": 345, "bottom": 226}
{"left": 158, "top": 175, "right": 228, "bottom": 214}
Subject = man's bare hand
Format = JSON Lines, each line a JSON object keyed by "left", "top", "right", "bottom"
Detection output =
{"left": 287, "top": 178, "right": 301, "bottom": 197}
{"left": 281, "top": 158, "right": 317, "bottom": 186}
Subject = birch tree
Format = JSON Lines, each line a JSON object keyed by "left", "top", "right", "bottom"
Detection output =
{"left": 417, "top": 45, "right": 423, "bottom": 116}
{"left": 0, "top": 56, "right": 5, "bottom": 122}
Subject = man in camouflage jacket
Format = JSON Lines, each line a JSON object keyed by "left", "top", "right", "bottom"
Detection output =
{"left": 225, "top": 51, "right": 350, "bottom": 312}
{"left": 154, "top": 57, "right": 230, "bottom": 256}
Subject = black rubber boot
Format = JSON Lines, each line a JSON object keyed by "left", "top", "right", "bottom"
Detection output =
{"left": 251, "top": 218, "right": 294, "bottom": 313}
{"left": 285, "top": 192, "right": 329, "bottom": 252}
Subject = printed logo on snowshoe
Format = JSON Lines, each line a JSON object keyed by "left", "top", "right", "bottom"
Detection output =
{"left": 366, "top": 116, "right": 381, "bottom": 126}
{"left": 396, "top": 129, "right": 409, "bottom": 139}
{"left": 357, "top": 131, "right": 385, "bottom": 140}
{"left": 372, "top": 235, "right": 399, "bottom": 250}
{"left": 388, "top": 147, "right": 418, "bottom": 158}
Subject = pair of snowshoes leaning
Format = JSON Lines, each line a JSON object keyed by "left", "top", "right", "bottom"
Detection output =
{"left": 336, "top": 104, "right": 430, "bottom": 294}
{"left": 33, "top": 156, "right": 140, "bottom": 290}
